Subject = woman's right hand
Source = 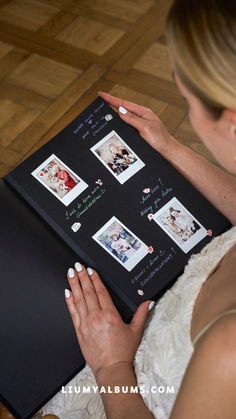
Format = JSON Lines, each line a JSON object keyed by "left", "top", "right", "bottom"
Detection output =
{"left": 98, "top": 92, "right": 175, "bottom": 156}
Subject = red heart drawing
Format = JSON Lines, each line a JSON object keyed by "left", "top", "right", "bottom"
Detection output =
{"left": 207, "top": 229, "right": 212, "bottom": 236}
{"left": 40, "top": 172, "right": 44, "bottom": 176}
{"left": 148, "top": 246, "right": 154, "bottom": 253}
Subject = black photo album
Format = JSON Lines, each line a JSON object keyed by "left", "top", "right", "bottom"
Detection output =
{"left": 0, "top": 97, "right": 230, "bottom": 419}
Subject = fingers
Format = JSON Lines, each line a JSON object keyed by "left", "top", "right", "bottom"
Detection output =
{"left": 67, "top": 267, "right": 88, "bottom": 318}
{"left": 98, "top": 91, "right": 152, "bottom": 119}
{"left": 64, "top": 289, "right": 81, "bottom": 332}
{"left": 130, "top": 300, "right": 154, "bottom": 335}
{"left": 118, "top": 110, "right": 148, "bottom": 134}
{"left": 66, "top": 263, "right": 117, "bottom": 314}
{"left": 74, "top": 263, "right": 101, "bottom": 312}
{"left": 88, "top": 269, "right": 117, "bottom": 311}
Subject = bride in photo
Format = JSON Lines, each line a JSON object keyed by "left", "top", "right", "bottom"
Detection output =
{"left": 169, "top": 207, "right": 198, "bottom": 234}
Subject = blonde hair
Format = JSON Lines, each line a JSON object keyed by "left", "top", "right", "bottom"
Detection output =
{"left": 166, "top": 0, "right": 236, "bottom": 118}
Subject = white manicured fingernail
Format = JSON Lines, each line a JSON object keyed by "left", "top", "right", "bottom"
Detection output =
{"left": 87, "top": 267, "right": 93, "bottom": 276}
{"left": 75, "top": 262, "right": 82, "bottom": 272}
{"left": 119, "top": 106, "right": 127, "bottom": 115}
{"left": 65, "top": 289, "right": 70, "bottom": 299}
{"left": 68, "top": 268, "right": 75, "bottom": 278}
{"left": 148, "top": 301, "right": 155, "bottom": 311}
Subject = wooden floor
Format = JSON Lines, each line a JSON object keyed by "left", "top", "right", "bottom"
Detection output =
{"left": 0, "top": 0, "right": 217, "bottom": 180}
{"left": 0, "top": 0, "right": 217, "bottom": 418}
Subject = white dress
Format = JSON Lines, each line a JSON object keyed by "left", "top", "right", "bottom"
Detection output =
{"left": 173, "top": 213, "right": 195, "bottom": 232}
{"left": 42, "top": 226, "right": 236, "bottom": 419}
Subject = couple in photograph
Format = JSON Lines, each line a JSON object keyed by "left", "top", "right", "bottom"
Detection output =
{"left": 162, "top": 207, "right": 200, "bottom": 242}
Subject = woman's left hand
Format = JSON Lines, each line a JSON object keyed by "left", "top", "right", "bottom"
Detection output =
{"left": 65, "top": 264, "right": 153, "bottom": 379}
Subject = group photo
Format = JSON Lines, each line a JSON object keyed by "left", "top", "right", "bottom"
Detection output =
{"left": 94, "top": 133, "right": 137, "bottom": 175}
{"left": 90, "top": 130, "right": 145, "bottom": 184}
{"left": 97, "top": 219, "right": 141, "bottom": 263}
{"left": 93, "top": 216, "right": 149, "bottom": 271}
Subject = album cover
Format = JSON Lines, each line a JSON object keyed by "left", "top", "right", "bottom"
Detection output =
{"left": 6, "top": 96, "right": 230, "bottom": 312}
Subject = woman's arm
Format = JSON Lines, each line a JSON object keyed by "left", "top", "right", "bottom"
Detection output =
{"left": 95, "top": 362, "right": 154, "bottom": 419}
{"left": 97, "top": 315, "right": 236, "bottom": 419}
{"left": 163, "top": 139, "right": 236, "bottom": 226}
{"left": 99, "top": 92, "right": 236, "bottom": 225}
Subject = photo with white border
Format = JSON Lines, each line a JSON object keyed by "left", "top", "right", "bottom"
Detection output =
{"left": 153, "top": 197, "right": 207, "bottom": 253}
{"left": 92, "top": 216, "right": 148, "bottom": 271}
{"left": 90, "top": 130, "right": 145, "bottom": 184}
{"left": 31, "top": 154, "right": 88, "bottom": 206}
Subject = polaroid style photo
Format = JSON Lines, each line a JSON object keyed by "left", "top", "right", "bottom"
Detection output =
{"left": 92, "top": 216, "right": 148, "bottom": 271}
{"left": 153, "top": 197, "right": 207, "bottom": 253}
{"left": 31, "top": 154, "right": 88, "bottom": 206}
{"left": 90, "top": 130, "right": 145, "bottom": 184}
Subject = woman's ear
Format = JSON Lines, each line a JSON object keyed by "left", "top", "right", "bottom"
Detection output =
{"left": 223, "top": 109, "right": 236, "bottom": 140}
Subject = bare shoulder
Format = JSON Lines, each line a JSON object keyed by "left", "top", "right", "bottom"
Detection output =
{"left": 219, "top": 242, "right": 236, "bottom": 294}
{"left": 222, "top": 241, "right": 236, "bottom": 265}
{"left": 170, "top": 313, "right": 236, "bottom": 419}
{"left": 195, "top": 310, "right": 236, "bottom": 364}
{"left": 172, "top": 243, "right": 236, "bottom": 418}
{"left": 215, "top": 241, "right": 236, "bottom": 292}
{"left": 192, "top": 314, "right": 236, "bottom": 402}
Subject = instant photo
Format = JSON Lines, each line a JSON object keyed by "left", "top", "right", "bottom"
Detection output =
{"left": 90, "top": 130, "right": 145, "bottom": 184}
{"left": 92, "top": 216, "right": 148, "bottom": 271}
{"left": 153, "top": 197, "right": 207, "bottom": 253}
{"left": 31, "top": 154, "right": 88, "bottom": 206}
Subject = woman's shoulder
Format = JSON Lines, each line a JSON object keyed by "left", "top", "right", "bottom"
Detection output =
{"left": 223, "top": 240, "right": 236, "bottom": 260}
{"left": 171, "top": 312, "right": 236, "bottom": 418}
{"left": 194, "top": 308, "right": 236, "bottom": 368}
{"left": 217, "top": 241, "right": 236, "bottom": 277}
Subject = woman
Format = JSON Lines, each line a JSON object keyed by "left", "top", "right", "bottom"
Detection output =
{"left": 46, "top": 1, "right": 236, "bottom": 418}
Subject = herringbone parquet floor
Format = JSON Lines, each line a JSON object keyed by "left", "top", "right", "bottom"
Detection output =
{"left": 0, "top": 0, "right": 217, "bottom": 417}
